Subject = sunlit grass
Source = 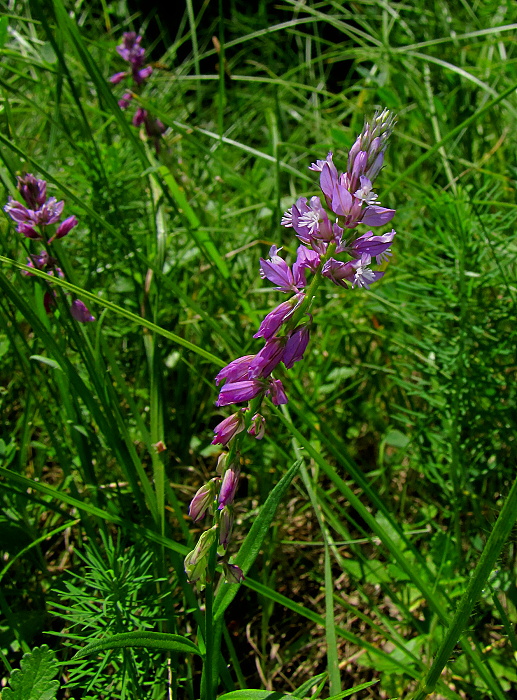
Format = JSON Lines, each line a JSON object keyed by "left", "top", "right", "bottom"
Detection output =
{"left": 1, "top": 0, "right": 517, "bottom": 698}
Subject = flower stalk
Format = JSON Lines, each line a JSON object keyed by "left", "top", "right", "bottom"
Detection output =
{"left": 184, "top": 109, "right": 397, "bottom": 586}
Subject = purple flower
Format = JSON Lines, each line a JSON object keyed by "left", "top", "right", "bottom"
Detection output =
{"left": 253, "top": 294, "right": 303, "bottom": 341}
{"left": 70, "top": 300, "right": 95, "bottom": 323}
{"left": 289, "top": 196, "right": 333, "bottom": 244}
{"left": 348, "top": 109, "right": 396, "bottom": 186}
{"left": 345, "top": 229, "right": 396, "bottom": 264}
{"left": 215, "top": 380, "right": 264, "bottom": 407}
{"left": 248, "top": 413, "right": 266, "bottom": 440}
{"left": 17, "top": 222, "right": 41, "bottom": 240}
{"left": 116, "top": 32, "right": 146, "bottom": 67}
{"left": 132, "top": 107, "right": 147, "bottom": 127}
{"left": 319, "top": 160, "right": 339, "bottom": 204}
{"left": 322, "top": 255, "right": 384, "bottom": 290}
{"left": 353, "top": 176, "right": 379, "bottom": 206}
{"left": 17, "top": 174, "right": 47, "bottom": 209}
{"left": 283, "top": 325, "right": 310, "bottom": 369}
{"left": 109, "top": 71, "right": 127, "bottom": 84}
{"left": 215, "top": 355, "right": 255, "bottom": 386}
{"left": 52, "top": 215, "right": 78, "bottom": 241}
{"left": 361, "top": 205, "right": 396, "bottom": 227}
{"left": 259, "top": 245, "right": 306, "bottom": 292}
{"left": 309, "top": 151, "right": 337, "bottom": 176}
{"left": 267, "top": 378, "right": 288, "bottom": 405}
{"left": 218, "top": 464, "right": 240, "bottom": 509}
{"left": 248, "top": 337, "right": 287, "bottom": 379}
{"left": 118, "top": 93, "right": 133, "bottom": 109}
{"left": 212, "top": 411, "right": 245, "bottom": 445}
{"left": 189, "top": 479, "right": 217, "bottom": 522}
{"left": 4, "top": 197, "right": 30, "bottom": 223}
{"left": 293, "top": 245, "right": 321, "bottom": 277}
{"left": 31, "top": 197, "right": 64, "bottom": 226}
{"left": 134, "top": 66, "right": 153, "bottom": 84}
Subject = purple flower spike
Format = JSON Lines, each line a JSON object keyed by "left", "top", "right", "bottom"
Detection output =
{"left": 248, "top": 413, "right": 266, "bottom": 440}
{"left": 283, "top": 325, "right": 310, "bottom": 369}
{"left": 70, "top": 300, "right": 95, "bottom": 323}
{"left": 216, "top": 380, "right": 264, "bottom": 407}
{"left": 218, "top": 464, "right": 240, "bottom": 509}
{"left": 215, "top": 355, "right": 255, "bottom": 386}
{"left": 189, "top": 479, "right": 217, "bottom": 522}
{"left": 248, "top": 337, "right": 287, "bottom": 379}
{"left": 253, "top": 295, "right": 302, "bottom": 340}
{"left": 212, "top": 411, "right": 246, "bottom": 446}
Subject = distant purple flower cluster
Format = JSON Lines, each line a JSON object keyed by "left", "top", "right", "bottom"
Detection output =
{"left": 4, "top": 174, "right": 94, "bottom": 322}
{"left": 110, "top": 32, "right": 165, "bottom": 146}
{"left": 185, "top": 110, "right": 397, "bottom": 588}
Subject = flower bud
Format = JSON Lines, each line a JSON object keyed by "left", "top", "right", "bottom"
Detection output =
{"left": 219, "top": 506, "right": 234, "bottom": 550}
{"left": 222, "top": 562, "right": 245, "bottom": 584}
{"left": 54, "top": 215, "right": 78, "bottom": 240}
{"left": 218, "top": 464, "right": 240, "bottom": 509}
{"left": 248, "top": 413, "right": 266, "bottom": 440}
{"left": 216, "top": 452, "right": 227, "bottom": 476}
{"left": 70, "top": 300, "right": 95, "bottom": 323}
{"left": 212, "top": 411, "right": 245, "bottom": 446}
{"left": 189, "top": 479, "right": 217, "bottom": 522}
{"left": 184, "top": 526, "right": 217, "bottom": 584}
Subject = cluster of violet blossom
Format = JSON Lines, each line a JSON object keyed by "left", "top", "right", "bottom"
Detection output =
{"left": 110, "top": 32, "right": 166, "bottom": 148}
{"left": 4, "top": 174, "right": 94, "bottom": 322}
{"left": 184, "top": 109, "right": 397, "bottom": 587}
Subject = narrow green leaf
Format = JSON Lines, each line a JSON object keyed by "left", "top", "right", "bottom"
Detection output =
{"left": 0, "top": 17, "right": 8, "bottom": 48}
{"left": 29, "top": 355, "right": 62, "bottom": 371}
{"left": 327, "top": 681, "right": 379, "bottom": 699}
{"left": 72, "top": 631, "right": 201, "bottom": 659}
{"left": 217, "top": 692, "right": 297, "bottom": 700}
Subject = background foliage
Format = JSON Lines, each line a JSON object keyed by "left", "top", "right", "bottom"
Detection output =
{"left": 1, "top": 0, "right": 517, "bottom": 698}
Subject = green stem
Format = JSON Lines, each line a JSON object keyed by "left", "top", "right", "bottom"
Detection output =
{"left": 412, "top": 473, "right": 517, "bottom": 700}
{"left": 286, "top": 242, "right": 336, "bottom": 332}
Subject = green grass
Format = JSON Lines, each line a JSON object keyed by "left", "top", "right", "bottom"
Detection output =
{"left": 1, "top": 0, "right": 517, "bottom": 698}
